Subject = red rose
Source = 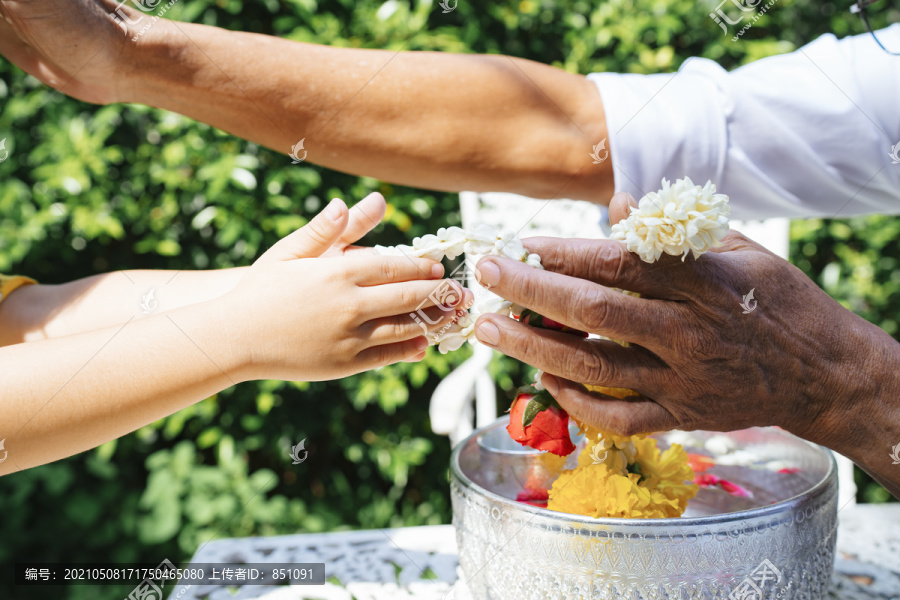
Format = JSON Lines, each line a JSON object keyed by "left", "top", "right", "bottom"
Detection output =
{"left": 519, "top": 309, "right": 588, "bottom": 338}
{"left": 506, "top": 386, "right": 576, "bottom": 456}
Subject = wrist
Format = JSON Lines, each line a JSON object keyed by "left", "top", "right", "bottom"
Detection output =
{"left": 791, "top": 317, "right": 900, "bottom": 464}
{"left": 179, "top": 295, "right": 255, "bottom": 384}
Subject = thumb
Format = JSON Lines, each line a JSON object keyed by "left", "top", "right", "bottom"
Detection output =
{"left": 608, "top": 191, "right": 637, "bottom": 226}
{"left": 256, "top": 198, "right": 349, "bottom": 263}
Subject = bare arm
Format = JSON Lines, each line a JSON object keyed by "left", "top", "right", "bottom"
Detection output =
{"left": 0, "top": 299, "right": 241, "bottom": 476}
{"left": 0, "top": 1, "right": 613, "bottom": 202}
{"left": 0, "top": 199, "right": 467, "bottom": 475}
{"left": 0, "top": 268, "right": 245, "bottom": 345}
{"left": 0, "top": 191, "right": 386, "bottom": 345}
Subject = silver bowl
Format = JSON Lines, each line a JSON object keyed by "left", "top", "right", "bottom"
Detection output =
{"left": 450, "top": 419, "right": 838, "bottom": 599}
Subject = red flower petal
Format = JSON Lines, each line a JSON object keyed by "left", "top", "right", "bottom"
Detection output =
{"left": 694, "top": 473, "right": 752, "bottom": 498}
{"left": 687, "top": 453, "right": 716, "bottom": 473}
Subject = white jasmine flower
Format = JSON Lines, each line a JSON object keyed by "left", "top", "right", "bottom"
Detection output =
{"left": 375, "top": 222, "right": 548, "bottom": 354}
{"left": 705, "top": 434, "right": 738, "bottom": 456}
{"left": 411, "top": 226, "right": 468, "bottom": 261}
{"left": 373, "top": 244, "right": 417, "bottom": 257}
{"left": 463, "top": 223, "right": 501, "bottom": 256}
{"left": 525, "top": 253, "right": 543, "bottom": 269}
{"left": 463, "top": 223, "right": 529, "bottom": 261}
{"left": 532, "top": 370, "right": 545, "bottom": 391}
{"left": 714, "top": 449, "right": 764, "bottom": 467}
{"left": 434, "top": 324, "right": 469, "bottom": 354}
{"left": 610, "top": 177, "right": 730, "bottom": 263}
{"left": 493, "top": 231, "right": 527, "bottom": 261}
{"left": 469, "top": 292, "right": 512, "bottom": 318}
{"left": 666, "top": 430, "right": 704, "bottom": 449}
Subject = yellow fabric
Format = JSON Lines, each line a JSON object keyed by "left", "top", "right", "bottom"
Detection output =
{"left": 0, "top": 274, "right": 37, "bottom": 304}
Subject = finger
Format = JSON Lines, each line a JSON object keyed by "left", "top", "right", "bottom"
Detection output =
{"left": 351, "top": 256, "right": 445, "bottom": 286}
{"left": 474, "top": 257, "right": 680, "bottom": 345}
{"left": 356, "top": 337, "right": 430, "bottom": 370}
{"left": 474, "top": 314, "right": 662, "bottom": 388}
{"left": 363, "top": 279, "right": 474, "bottom": 317}
{"left": 608, "top": 191, "right": 637, "bottom": 226}
{"left": 363, "top": 306, "right": 465, "bottom": 343}
{"left": 514, "top": 237, "right": 685, "bottom": 297}
{"left": 257, "top": 198, "right": 349, "bottom": 263}
{"left": 340, "top": 192, "right": 386, "bottom": 247}
{"left": 542, "top": 375, "right": 677, "bottom": 436}
{"left": 400, "top": 350, "right": 428, "bottom": 363}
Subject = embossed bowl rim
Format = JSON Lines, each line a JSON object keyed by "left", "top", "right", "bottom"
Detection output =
{"left": 451, "top": 419, "right": 838, "bottom": 530}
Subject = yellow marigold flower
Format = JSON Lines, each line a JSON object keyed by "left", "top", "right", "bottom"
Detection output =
{"left": 547, "top": 437, "right": 697, "bottom": 519}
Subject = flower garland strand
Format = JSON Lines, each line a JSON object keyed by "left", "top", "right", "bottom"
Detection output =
{"left": 377, "top": 177, "right": 732, "bottom": 519}
{"left": 375, "top": 223, "right": 542, "bottom": 354}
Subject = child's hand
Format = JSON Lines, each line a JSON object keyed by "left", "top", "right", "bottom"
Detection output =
{"left": 256, "top": 192, "right": 389, "bottom": 262}
{"left": 223, "top": 197, "right": 471, "bottom": 382}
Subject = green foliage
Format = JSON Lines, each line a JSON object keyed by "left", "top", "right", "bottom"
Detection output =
{"left": 0, "top": 0, "right": 896, "bottom": 598}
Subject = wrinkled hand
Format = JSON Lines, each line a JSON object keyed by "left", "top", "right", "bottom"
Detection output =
{"left": 473, "top": 194, "right": 898, "bottom": 449}
{"left": 0, "top": 0, "right": 135, "bottom": 104}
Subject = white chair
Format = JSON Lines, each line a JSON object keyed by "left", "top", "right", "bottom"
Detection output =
{"left": 428, "top": 191, "right": 856, "bottom": 506}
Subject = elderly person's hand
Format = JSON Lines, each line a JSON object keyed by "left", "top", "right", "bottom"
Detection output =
{"left": 0, "top": 0, "right": 135, "bottom": 104}
{"left": 474, "top": 194, "right": 900, "bottom": 498}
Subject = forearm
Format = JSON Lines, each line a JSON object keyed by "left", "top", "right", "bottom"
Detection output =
{"left": 127, "top": 21, "right": 612, "bottom": 201}
{"left": 0, "top": 299, "right": 244, "bottom": 476}
{"left": 0, "top": 268, "right": 246, "bottom": 345}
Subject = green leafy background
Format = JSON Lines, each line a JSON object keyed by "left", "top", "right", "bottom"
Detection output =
{"left": 0, "top": 0, "right": 896, "bottom": 598}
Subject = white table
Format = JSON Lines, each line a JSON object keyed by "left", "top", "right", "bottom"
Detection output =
{"left": 168, "top": 504, "right": 900, "bottom": 600}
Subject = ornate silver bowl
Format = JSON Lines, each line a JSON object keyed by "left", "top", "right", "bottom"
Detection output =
{"left": 450, "top": 419, "right": 838, "bottom": 599}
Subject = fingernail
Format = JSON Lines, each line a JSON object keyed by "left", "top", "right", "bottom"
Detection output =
{"left": 414, "top": 336, "right": 430, "bottom": 351}
{"left": 476, "top": 259, "right": 500, "bottom": 287}
{"left": 476, "top": 320, "right": 500, "bottom": 346}
{"left": 431, "top": 263, "right": 445, "bottom": 278}
{"left": 323, "top": 198, "right": 344, "bottom": 221}
{"left": 542, "top": 373, "right": 559, "bottom": 396}
{"left": 624, "top": 193, "right": 638, "bottom": 207}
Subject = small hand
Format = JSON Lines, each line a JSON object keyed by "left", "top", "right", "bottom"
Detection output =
{"left": 255, "top": 192, "right": 387, "bottom": 263}
{"left": 224, "top": 197, "right": 471, "bottom": 382}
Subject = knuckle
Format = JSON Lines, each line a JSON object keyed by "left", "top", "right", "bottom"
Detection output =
{"left": 506, "top": 267, "right": 541, "bottom": 306}
{"left": 590, "top": 243, "right": 628, "bottom": 282}
{"left": 378, "top": 260, "right": 400, "bottom": 283}
{"left": 682, "top": 322, "right": 721, "bottom": 360}
{"left": 577, "top": 349, "right": 610, "bottom": 385}
{"left": 392, "top": 318, "right": 411, "bottom": 340}
{"left": 342, "top": 298, "right": 364, "bottom": 322}
{"left": 304, "top": 220, "right": 332, "bottom": 245}
{"left": 369, "top": 344, "right": 393, "bottom": 366}
{"left": 574, "top": 287, "right": 611, "bottom": 333}
{"left": 399, "top": 285, "right": 418, "bottom": 309}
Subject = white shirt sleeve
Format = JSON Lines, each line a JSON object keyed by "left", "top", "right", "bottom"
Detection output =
{"left": 588, "top": 25, "right": 900, "bottom": 220}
